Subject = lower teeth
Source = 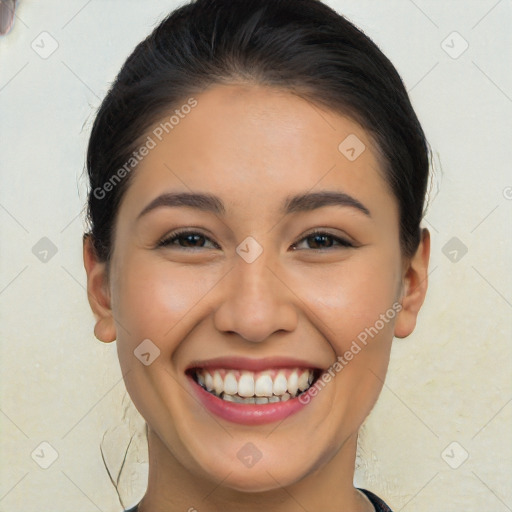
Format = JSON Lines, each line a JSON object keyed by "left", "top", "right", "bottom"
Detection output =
{"left": 220, "top": 392, "right": 292, "bottom": 403}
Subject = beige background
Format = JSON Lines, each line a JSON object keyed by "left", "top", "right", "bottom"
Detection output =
{"left": 1, "top": 1, "right": 511, "bottom": 510}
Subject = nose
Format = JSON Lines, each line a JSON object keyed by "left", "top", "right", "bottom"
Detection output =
{"left": 213, "top": 251, "right": 298, "bottom": 343}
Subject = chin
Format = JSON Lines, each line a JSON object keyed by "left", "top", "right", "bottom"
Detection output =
{"left": 192, "top": 449, "right": 312, "bottom": 494}
{"left": 213, "top": 468, "right": 302, "bottom": 494}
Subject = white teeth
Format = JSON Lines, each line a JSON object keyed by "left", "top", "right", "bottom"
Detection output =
{"left": 204, "top": 372, "right": 214, "bottom": 391}
{"left": 273, "top": 372, "right": 288, "bottom": 396}
{"left": 287, "top": 371, "right": 299, "bottom": 396}
{"left": 223, "top": 372, "right": 238, "bottom": 395}
{"left": 298, "top": 371, "right": 310, "bottom": 391}
{"left": 195, "top": 367, "right": 317, "bottom": 402}
{"left": 213, "top": 370, "right": 223, "bottom": 395}
{"left": 231, "top": 394, "right": 244, "bottom": 404}
{"left": 255, "top": 373, "right": 273, "bottom": 397}
{"left": 238, "top": 372, "right": 255, "bottom": 397}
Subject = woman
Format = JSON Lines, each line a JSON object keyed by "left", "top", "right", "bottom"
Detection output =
{"left": 83, "top": 0, "right": 431, "bottom": 510}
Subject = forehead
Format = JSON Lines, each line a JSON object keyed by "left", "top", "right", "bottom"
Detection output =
{"left": 118, "top": 83, "right": 396, "bottom": 221}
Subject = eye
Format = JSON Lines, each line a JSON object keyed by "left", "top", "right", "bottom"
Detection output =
{"left": 291, "top": 230, "right": 354, "bottom": 251}
{"left": 157, "top": 230, "right": 220, "bottom": 250}
{"left": 157, "top": 228, "right": 354, "bottom": 251}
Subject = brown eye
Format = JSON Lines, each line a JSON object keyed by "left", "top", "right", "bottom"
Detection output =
{"left": 158, "top": 230, "right": 219, "bottom": 250}
{"left": 291, "top": 231, "right": 354, "bottom": 251}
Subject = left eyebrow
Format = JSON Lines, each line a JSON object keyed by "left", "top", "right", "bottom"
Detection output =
{"left": 136, "top": 189, "right": 371, "bottom": 221}
{"left": 282, "top": 190, "right": 371, "bottom": 217}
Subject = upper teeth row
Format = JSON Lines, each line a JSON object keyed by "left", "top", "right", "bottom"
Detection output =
{"left": 196, "top": 368, "right": 315, "bottom": 398}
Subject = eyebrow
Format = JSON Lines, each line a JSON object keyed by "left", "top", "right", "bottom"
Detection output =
{"left": 136, "top": 190, "right": 371, "bottom": 220}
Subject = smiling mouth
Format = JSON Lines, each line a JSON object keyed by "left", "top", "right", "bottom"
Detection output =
{"left": 188, "top": 367, "right": 322, "bottom": 404}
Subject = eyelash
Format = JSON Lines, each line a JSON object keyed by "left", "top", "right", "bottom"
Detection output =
{"left": 157, "top": 228, "right": 355, "bottom": 251}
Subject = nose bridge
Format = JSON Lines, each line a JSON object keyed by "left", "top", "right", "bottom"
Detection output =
{"left": 236, "top": 251, "right": 276, "bottom": 307}
{"left": 213, "top": 244, "right": 297, "bottom": 343}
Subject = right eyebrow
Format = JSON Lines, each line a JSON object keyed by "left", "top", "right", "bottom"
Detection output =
{"left": 137, "top": 192, "right": 226, "bottom": 220}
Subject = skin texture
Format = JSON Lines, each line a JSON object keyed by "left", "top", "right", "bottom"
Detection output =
{"left": 84, "top": 83, "right": 430, "bottom": 512}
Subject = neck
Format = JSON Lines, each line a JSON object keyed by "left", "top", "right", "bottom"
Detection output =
{"left": 137, "top": 427, "right": 374, "bottom": 512}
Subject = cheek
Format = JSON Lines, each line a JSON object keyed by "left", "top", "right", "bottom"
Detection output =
{"left": 297, "top": 249, "right": 401, "bottom": 347}
{"left": 110, "top": 254, "right": 221, "bottom": 353}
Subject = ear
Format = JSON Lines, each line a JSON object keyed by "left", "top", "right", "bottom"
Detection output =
{"left": 83, "top": 234, "right": 116, "bottom": 343}
{"left": 394, "top": 228, "right": 430, "bottom": 339}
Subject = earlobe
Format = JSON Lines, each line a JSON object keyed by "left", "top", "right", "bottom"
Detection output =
{"left": 394, "top": 228, "right": 430, "bottom": 339}
{"left": 83, "top": 234, "right": 117, "bottom": 343}
{"left": 93, "top": 317, "right": 116, "bottom": 343}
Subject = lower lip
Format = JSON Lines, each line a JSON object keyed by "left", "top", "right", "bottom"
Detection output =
{"left": 187, "top": 374, "right": 314, "bottom": 425}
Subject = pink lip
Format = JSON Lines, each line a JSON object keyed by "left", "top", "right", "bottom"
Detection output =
{"left": 185, "top": 355, "right": 323, "bottom": 372}
{"left": 187, "top": 373, "right": 315, "bottom": 425}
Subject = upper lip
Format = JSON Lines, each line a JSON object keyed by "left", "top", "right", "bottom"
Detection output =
{"left": 185, "top": 356, "right": 325, "bottom": 373}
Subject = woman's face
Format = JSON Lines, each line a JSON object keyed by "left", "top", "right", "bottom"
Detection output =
{"left": 89, "top": 83, "right": 424, "bottom": 492}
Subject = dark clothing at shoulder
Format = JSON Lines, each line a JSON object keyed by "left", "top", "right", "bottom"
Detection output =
{"left": 124, "top": 488, "right": 392, "bottom": 512}
{"left": 359, "top": 488, "right": 394, "bottom": 511}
